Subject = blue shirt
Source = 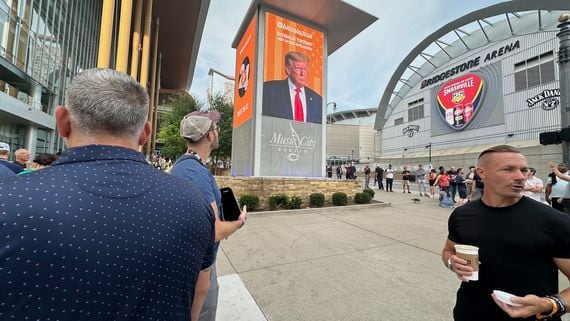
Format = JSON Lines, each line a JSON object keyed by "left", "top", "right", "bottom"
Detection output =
{"left": 0, "top": 145, "right": 215, "bottom": 321}
{"left": 170, "top": 154, "right": 221, "bottom": 259}
{"left": 0, "top": 162, "right": 15, "bottom": 177}
{"left": 0, "top": 159, "right": 23, "bottom": 174}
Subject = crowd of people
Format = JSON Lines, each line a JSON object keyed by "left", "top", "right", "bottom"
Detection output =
{"left": 336, "top": 160, "right": 570, "bottom": 214}
{"left": 0, "top": 69, "right": 246, "bottom": 321}
{"left": 2, "top": 69, "right": 570, "bottom": 321}
{"left": 0, "top": 143, "right": 59, "bottom": 177}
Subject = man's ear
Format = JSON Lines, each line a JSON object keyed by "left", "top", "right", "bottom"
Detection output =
{"left": 55, "top": 106, "right": 71, "bottom": 138}
{"left": 476, "top": 167, "right": 485, "bottom": 180}
{"left": 138, "top": 121, "right": 152, "bottom": 146}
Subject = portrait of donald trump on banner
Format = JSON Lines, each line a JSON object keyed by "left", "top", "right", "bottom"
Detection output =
{"left": 262, "top": 51, "right": 323, "bottom": 124}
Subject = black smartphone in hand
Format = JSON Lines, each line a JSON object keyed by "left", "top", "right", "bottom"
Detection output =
{"left": 220, "top": 187, "right": 241, "bottom": 221}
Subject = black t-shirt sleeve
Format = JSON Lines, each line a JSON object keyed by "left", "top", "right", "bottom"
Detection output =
{"left": 447, "top": 210, "right": 461, "bottom": 243}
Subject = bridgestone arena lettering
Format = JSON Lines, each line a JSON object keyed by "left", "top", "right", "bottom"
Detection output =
{"left": 420, "top": 40, "right": 520, "bottom": 89}
{"left": 421, "top": 57, "right": 480, "bottom": 89}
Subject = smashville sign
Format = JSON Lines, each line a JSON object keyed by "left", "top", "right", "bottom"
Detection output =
{"left": 436, "top": 73, "right": 484, "bottom": 130}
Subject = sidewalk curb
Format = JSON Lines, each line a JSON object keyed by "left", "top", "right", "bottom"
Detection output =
{"left": 247, "top": 201, "right": 391, "bottom": 217}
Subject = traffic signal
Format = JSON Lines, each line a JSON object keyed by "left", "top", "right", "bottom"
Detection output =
{"left": 560, "top": 127, "right": 570, "bottom": 141}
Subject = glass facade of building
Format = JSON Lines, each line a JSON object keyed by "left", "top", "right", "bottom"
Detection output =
{"left": 0, "top": 0, "right": 101, "bottom": 156}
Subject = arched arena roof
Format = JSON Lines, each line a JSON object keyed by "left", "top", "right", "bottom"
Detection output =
{"left": 374, "top": 0, "right": 570, "bottom": 130}
{"left": 328, "top": 107, "right": 377, "bottom": 124}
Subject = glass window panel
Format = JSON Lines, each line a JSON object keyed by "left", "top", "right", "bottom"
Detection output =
{"left": 540, "top": 61, "right": 555, "bottom": 84}
{"left": 514, "top": 70, "right": 526, "bottom": 91}
{"left": 527, "top": 65, "right": 540, "bottom": 88}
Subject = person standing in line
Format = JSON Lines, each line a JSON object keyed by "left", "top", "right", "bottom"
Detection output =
{"left": 364, "top": 164, "right": 371, "bottom": 188}
{"left": 402, "top": 166, "right": 411, "bottom": 193}
{"left": 448, "top": 166, "right": 458, "bottom": 202}
{"left": 0, "top": 160, "right": 15, "bottom": 177}
{"left": 434, "top": 167, "right": 451, "bottom": 197}
{"left": 471, "top": 169, "right": 484, "bottom": 200}
{"left": 465, "top": 166, "right": 476, "bottom": 201}
{"left": 522, "top": 167, "right": 544, "bottom": 202}
{"left": 455, "top": 167, "right": 468, "bottom": 207}
{"left": 385, "top": 164, "right": 394, "bottom": 192}
{"left": 416, "top": 164, "right": 427, "bottom": 197}
{"left": 170, "top": 111, "right": 248, "bottom": 321}
{"left": 375, "top": 164, "right": 384, "bottom": 190}
{"left": 13, "top": 148, "right": 30, "bottom": 170}
{"left": 549, "top": 163, "right": 570, "bottom": 214}
{"left": 0, "top": 69, "right": 215, "bottom": 321}
{"left": 428, "top": 168, "right": 437, "bottom": 198}
{"left": 326, "top": 165, "right": 333, "bottom": 179}
{"left": 0, "top": 142, "right": 23, "bottom": 174}
{"left": 442, "top": 145, "right": 570, "bottom": 321}
{"left": 545, "top": 163, "right": 568, "bottom": 212}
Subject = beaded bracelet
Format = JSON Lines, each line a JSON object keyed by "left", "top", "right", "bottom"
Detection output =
{"left": 547, "top": 295, "right": 566, "bottom": 317}
{"left": 536, "top": 297, "right": 558, "bottom": 320}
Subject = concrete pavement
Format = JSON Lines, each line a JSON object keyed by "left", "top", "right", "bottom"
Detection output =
{"left": 215, "top": 186, "right": 570, "bottom": 321}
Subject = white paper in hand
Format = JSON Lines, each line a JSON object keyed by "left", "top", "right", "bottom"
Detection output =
{"left": 493, "top": 290, "right": 523, "bottom": 307}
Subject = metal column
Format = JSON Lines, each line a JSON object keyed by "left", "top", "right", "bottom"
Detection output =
{"left": 558, "top": 14, "right": 570, "bottom": 164}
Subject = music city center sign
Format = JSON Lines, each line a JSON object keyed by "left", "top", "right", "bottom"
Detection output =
{"left": 268, "top": 122, "right": 317, "bottom": 162}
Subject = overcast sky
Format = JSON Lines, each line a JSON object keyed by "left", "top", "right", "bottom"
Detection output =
{"left": 189, "top": 0, "right": 506, "bottom": 112}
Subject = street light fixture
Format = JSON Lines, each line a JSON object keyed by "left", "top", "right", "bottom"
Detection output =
{"left": 326, "top": 102, "right": 337, "bottom": 124}
{"left": 425, "top": 144, "right": 432, "bottom": 169}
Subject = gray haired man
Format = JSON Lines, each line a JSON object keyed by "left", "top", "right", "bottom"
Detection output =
{"left": 0, "top": 69, "right": 215, "bottom": 320}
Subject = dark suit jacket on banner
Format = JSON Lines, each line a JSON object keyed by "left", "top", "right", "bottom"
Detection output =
{"left": 263, "top": 79, "right": 323, "bottom": 124}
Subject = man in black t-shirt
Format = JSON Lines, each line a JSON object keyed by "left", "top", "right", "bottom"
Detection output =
{"left": 441, "top": 145, "right": 570, "bottom": 321}
{"left": 375, "top": 165, "right": 384, "bottom": 190}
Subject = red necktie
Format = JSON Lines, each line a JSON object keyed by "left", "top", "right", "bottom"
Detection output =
{"left": 294, "top": 87, "right": 304, "bottom": 122}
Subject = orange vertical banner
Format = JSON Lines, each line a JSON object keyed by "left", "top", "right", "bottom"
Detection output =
{"left": 233, "top": 16, "right": 257, "bottom": 129}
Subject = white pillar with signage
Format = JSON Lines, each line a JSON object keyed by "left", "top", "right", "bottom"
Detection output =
{"left": 230, "top": 0, "right": 377, "bottom": 177}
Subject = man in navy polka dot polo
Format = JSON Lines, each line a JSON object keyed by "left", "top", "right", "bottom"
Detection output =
{"left": 171, "top": 111, "right": 248, "bottom": 321}
{"left": 0, "top": 69, "right": 215, "bottom": 321}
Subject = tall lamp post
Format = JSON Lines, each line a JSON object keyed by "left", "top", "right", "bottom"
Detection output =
{"left": 425, "top": 144, "right": 432, "bottom": 169}
{"left": 325, "top": 102, "right": 337, "bottom": 165}
{"left": 326, "top": 102, "right": 337, "bottom": 124}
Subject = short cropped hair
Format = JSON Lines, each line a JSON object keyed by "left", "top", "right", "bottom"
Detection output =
{"left": 65, "top": 69, "right": 149, "bottom": 143}
{"left": 478, "top": 145, "right": 521, "bottom": 160}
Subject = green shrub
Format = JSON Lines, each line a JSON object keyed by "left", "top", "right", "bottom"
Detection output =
{"left": 363, "top": 188, "right": 375, "bottom": 198}
{"left": 239, "top": 194, "right": 260, "bottom": 211}
{"left": 332, "top": 192, "right": 348, "bottom": 206}
{"left": 287, "top": 196, "right": 303, "bottom": 209}
{"left": 309, "top": 193, "right": 325, "bottom": 208}
{"left": 268, "top": 194, "right": 289, "bottom": 210}
{"left": 354, "top": 192, "right": 372, "bottom": 204}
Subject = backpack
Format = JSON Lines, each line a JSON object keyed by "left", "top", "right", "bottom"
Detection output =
{"left": 439, "top": 174, "right": 450, "bottom": 187}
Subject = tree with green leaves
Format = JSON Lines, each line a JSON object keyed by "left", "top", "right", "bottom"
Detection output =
{"left": 209, "top": 94, "right": 233, "bottom": 166}
{"left": 156, "top": 93, "right": 234, "bottom": 168}
{"left": 156, "top": 93, "right": 201, "bottom": 160}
